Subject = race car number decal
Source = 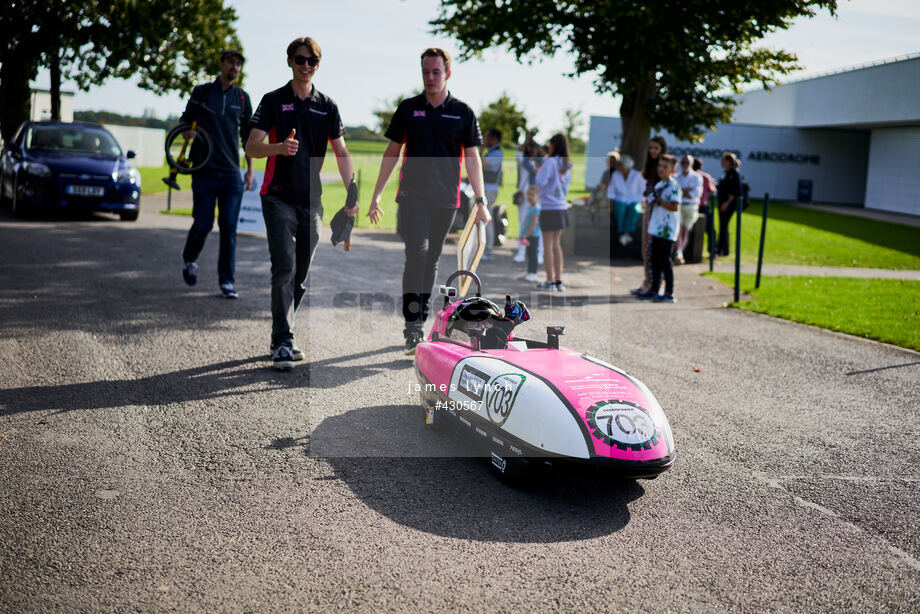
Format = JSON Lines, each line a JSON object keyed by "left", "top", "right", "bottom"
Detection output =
{"left": 485, "top": 373, "right": 525, "bottom": 427}
{"left": 585, "top": 400, "right": 660, "bottom": 451}
{"left": 457, "top": 365, "right": 489, "bottom": 402}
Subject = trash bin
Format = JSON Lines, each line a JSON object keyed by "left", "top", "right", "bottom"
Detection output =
{"left": 797, "top": 179, "right": 813, "bottom": 203}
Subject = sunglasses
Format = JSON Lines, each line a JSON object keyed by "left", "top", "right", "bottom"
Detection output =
{"left": 293, "top": 54, "right": 319, "bottom": 67}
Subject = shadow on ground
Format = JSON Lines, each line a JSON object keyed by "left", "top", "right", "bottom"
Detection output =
{"left": 307, "top": 404, "right": 645, "bottom": 543}
{"left": 0, "top": 347, "right": 406, "bottom": 416}
{"left": 0, "top": 208, "right": 272, "bottom": 336}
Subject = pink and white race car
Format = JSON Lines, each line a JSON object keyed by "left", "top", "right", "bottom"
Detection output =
{"left": 415, "top": 270, "right": 676, "bottom": 480}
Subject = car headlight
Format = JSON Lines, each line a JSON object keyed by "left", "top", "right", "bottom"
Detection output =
{"left": 113, "top": 167, "right": 141, "bottom": 185}
{"left": 24, "top": 162, "right": 52, "bottom": 178}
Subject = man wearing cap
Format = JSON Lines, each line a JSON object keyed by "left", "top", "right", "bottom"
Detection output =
{"left": 180, "top": 49, "right": 254, "bottom": 299}
{"left": 244, "top": 37, "right": 356, "bottom": 370}
{"left": 367, "top": 48, "right": 490, "bottom": 355}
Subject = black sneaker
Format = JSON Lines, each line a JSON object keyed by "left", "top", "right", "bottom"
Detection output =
{"left": 182, "top": 261, "right": 198, "bottom": 286}
{"left": 269, "top": 343, "right": 304, "bottom": 361}
{"left": 272, "top": 345, "right": 296, "bottom": 370}
{"left": 405, "top": 331, "right": 424, "bottom": 356}
{"left": 220, "top": 282, "right": 239, "bottom": 299}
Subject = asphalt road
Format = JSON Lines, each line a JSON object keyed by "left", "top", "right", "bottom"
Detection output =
{"left": 1, "top": 202, "right": 918, "bottom": 613}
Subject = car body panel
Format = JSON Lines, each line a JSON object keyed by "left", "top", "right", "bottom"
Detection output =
{"left": 1, "top": 121, "right": 140, "bottom": 215}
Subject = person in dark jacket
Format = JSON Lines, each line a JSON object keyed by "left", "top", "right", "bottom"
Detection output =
{"left": 180, "top": 50, "right": 253, "bottom": 299}
{"left": 716, "top": 151, "right": 742, "bottom": 257}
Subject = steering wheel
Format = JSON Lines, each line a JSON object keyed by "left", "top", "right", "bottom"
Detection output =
{"left": 445, "top": 270, "right": 482, "bottom": 297}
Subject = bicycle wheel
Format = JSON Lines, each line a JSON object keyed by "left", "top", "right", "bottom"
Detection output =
{"left": 164, "top": 123, "right": 213, "bottom": 174}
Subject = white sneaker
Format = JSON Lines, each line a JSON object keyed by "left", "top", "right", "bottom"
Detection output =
{"left": 535, "top": 280, "right": 555, "bottom": 290}
{"left": 516, "top": 272, "right": 530, "bottom": 280}
{"left": 523, "top": 273, "right": 539, "bottom": 282}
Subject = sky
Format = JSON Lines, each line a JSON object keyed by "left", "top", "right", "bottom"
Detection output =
{"left": 32, "top": 0, "right": 920, "bottom": 140}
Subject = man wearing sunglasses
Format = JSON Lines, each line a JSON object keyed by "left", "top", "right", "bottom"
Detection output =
{"left": 245, "top": 37, "right": 357, "bottom": 370}
{"left": 367, "top": 48, "right": 490, "bottom": 355}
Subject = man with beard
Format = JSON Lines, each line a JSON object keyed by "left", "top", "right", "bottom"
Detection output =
{"left": 180, "top": 50, "right": 254, "bottom": 299}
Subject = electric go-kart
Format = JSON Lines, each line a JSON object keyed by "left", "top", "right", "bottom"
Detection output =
{"left": 414, "top": 270, "right": 675, "bottom": 480}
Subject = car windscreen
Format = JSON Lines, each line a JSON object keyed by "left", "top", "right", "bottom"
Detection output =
{"left": 26, "top": 125, "right": 123, "bottom": 157}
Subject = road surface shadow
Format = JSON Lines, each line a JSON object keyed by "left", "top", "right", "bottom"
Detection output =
{"left": 0, "top": 347, "right": 405, "bottom": 416}
{"left": 0, "top": 218, "right": 273, "bottom": 336}
{"left": 310, "top": 404, "right": 644, "bottom": 543}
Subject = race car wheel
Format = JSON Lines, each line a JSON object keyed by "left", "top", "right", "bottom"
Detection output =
{"left": 489, "top": 452, "right": 536, "bottom": 486}
{"left": 422, "top": 403, "right": 450, "bottom": 433}
{"left": 164, "top": 123, "right": 213, "bottom": 174}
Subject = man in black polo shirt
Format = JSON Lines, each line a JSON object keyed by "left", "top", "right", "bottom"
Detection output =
{"left": 180, "top": 49, "right": 253, "bottom": 299}
{"left": 367, "top": 48, "right": 490, "bottom": 355}
{"left": 245, "top": 37, "right": 357, "bottom": 370}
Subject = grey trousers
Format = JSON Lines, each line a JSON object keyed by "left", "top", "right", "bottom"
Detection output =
{"left": 261, "top": 194, "right": 323, "bottom": 348}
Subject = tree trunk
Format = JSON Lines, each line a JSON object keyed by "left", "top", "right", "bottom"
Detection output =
{"left": 50, "top": 50, "right": 61, "bottom": 120}
{"left": 619, "top": 79, "right": 655, "bottom": 171}
{"left": 0, "top": 59, "right": 39, "bottom": 142}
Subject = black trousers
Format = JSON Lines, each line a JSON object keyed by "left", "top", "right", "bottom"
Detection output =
{"left": 399, "top": 203, "right": 457, "bottom": 336}
{"left": 526, "top": 238, "right": 539, "bottom": 274}
{"left": 650, "top": 235, "right": 675, "bottom": 295}
{"left": 717, "top": 202, "right": 735, "bottom": 256}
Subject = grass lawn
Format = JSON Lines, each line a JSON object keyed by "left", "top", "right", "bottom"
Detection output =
{"left": 147, "top": 139, "right": 590, "bottom": 234}
{"left": 707, "top": 272, "right": 920, "bottom": 352}
{"left": 734, "top": 200, "right": 920, "bottom": 270}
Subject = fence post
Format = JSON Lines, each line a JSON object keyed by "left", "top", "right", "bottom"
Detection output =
{"left": 755, "top": 193, "right": 770, "bottom": 289}
{"left": 708, "top": 194, "right": 715, "bottom": 273}
{"left": 733, "top": 177, "right": 742, "bottom": 303}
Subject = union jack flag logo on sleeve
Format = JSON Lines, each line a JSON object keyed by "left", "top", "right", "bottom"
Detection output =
{"left": 413, "top": 110, "right": 426, "bottom": 117}
{"left": 281, "top": 103, "right": 295, "bottom": 112}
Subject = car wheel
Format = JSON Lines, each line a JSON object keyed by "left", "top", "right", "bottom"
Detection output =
{"left": 120, "top": 209, "right": 139, "bottom": 222}
{"left": 10, "top": 176, "right": 27, "bottom": 218}
{"left": 489, "top": 452, "right": 537, "bottom": 486}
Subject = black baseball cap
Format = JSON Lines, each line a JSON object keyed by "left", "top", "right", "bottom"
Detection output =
{"left": 220, "top": 50, "right": 245, "bottom": 63}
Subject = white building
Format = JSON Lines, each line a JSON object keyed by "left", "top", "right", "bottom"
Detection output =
{"left": 29, "top": 88, "right": 74, "bottom": 122}
{"left": 586, "top": 53, "right": 920, "bottom": 216}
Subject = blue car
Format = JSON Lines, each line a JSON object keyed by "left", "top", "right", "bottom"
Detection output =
{"left": 0, "top": 121, "right": 141, "bottom": 220}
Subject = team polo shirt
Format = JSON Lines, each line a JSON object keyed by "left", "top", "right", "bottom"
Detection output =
{"left": 250, "top": 82, "right": 344, "bottom": 205}
{"left": 385, "top": 93, "right": 482, "bottom": 208}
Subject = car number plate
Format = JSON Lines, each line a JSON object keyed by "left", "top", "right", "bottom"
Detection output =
{"left": 66, "top": 184, "right": 105, "bottom": 197}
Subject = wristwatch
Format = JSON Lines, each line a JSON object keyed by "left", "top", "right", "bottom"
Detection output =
{"left": 474, "top": 196, "right": 488, "bottom": 208}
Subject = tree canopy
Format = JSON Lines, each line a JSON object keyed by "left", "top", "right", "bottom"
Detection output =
{"left": 478, "top": 94, "right": 529, "bottom": 146}
{"left": 0, "top": 0, "right": 241, "bottom": 140}
{"left": 431, "top": 0, "right": 837, "bottom": 162}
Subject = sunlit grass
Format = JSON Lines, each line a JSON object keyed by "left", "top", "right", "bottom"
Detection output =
{"left": 708, "top": 273, "right": 920, "bottom": 351}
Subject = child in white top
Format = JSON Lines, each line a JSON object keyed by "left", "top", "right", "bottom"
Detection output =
{"left": 639, "top": 155, "right": 681, "bottom": 302}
